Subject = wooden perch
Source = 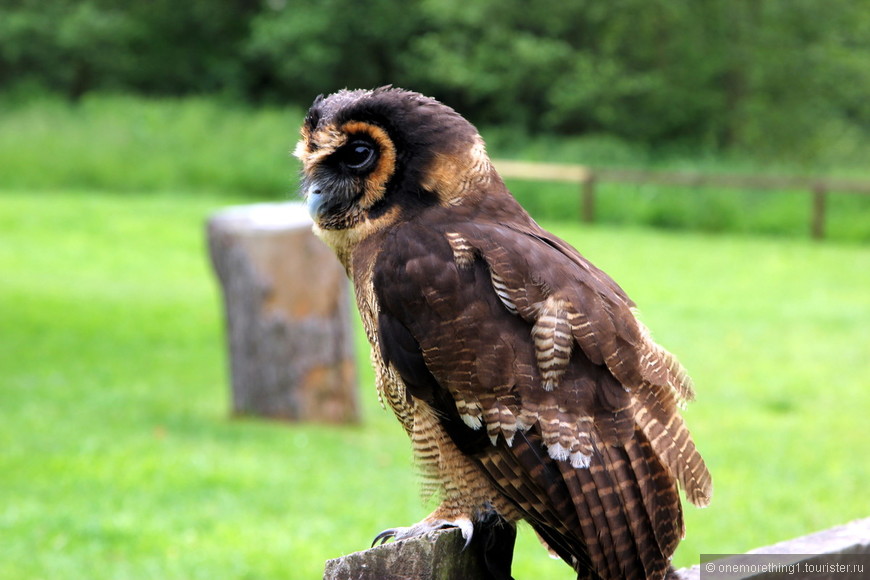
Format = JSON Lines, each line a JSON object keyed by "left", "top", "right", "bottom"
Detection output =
{"left": 207, "top": 202, "right": 359, "bottom": 423}
{"left": 323, "top": 529, "right": 491, "bottom": 580}
{"left": 673, "top": 517, "right": 870, "bottom": 580}
{"left": 324, "top": 518, "right": 870, "bottom": 580}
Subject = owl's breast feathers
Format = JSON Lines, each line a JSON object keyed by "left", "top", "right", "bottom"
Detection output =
{"left": 358, "top": 207, "right": 711, "bottom": 579}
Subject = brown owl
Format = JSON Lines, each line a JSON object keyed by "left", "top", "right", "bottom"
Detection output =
{"left": 295, "top": 87, "right": 712, "bottom": 580}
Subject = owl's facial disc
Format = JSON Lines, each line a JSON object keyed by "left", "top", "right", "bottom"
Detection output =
{"left": 297, "top": 121, "right": 397, "bottom": 229}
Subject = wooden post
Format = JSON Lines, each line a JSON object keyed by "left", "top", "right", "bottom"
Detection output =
{"left": 207, "top": 202, "right": 359, "bottom": 423}
{"left": 581, "top": 173, "right": 597, "bottom": 224}
{"left": 324, "top": 518, "right": 870, "bottom": 580}
{"left": 674, "top": 516, "right": 870, "bottom": 579}
{"left": 811, "top": 185, "right": 827, "bottom": 240}
{"left": 324, "top": 529, "right": 493, "bottom": 580}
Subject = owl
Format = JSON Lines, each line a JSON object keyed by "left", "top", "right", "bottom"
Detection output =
{"left": 295, "top": 87, "right": 711, "bottom": 580}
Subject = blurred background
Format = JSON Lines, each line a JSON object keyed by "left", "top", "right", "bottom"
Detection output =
{"left": 1, "top": 1, "right": 868, "bottom": 578}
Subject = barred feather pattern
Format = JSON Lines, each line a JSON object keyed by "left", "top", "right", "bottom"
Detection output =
{"left": 353, "top": 241, "right": 521, "bottom": 518}
{"left": 351, "top": 252, "right": 414, "bottom": 435}
{"left": 360, "top": 216, "right": 712, "bottom": 579}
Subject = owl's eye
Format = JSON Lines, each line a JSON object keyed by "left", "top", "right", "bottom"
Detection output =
{"left": 341, "top": 140, "right": 377, "bottom": 171}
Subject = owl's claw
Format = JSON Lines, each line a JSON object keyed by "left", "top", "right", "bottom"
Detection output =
{"left": 371, "top": 528, "right": 399, "bottom": 546}
{"left": 371, "top": 517, "right": 474, "bottom": 549}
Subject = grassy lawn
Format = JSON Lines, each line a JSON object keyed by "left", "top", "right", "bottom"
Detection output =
{"left": 2, "top": 93, "right": 869, "bottom": 242}
{"left": 2, "top": 190, "right": 869, "bottom": 579}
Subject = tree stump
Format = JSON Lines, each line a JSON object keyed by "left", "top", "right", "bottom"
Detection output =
{"left": 207, "top": 202, "right": 359, "bottom": 423}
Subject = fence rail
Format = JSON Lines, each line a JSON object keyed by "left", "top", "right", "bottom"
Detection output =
{"left": 492, "top": 160, "right": 870, "bottom": 239}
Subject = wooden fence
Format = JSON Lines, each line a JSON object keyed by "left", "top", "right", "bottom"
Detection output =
{"left": 492, "top": 160, "right": 870, "bottom": 240}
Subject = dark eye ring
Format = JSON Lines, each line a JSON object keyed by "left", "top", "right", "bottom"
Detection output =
{"left": 342, "top": 140, "right": 377, "bottom": 171}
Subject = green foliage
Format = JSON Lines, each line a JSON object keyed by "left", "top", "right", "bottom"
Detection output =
{"left": 1, "top": 191, "right": 868, "bottom": 577}
{"left": 0, "top": 94, "right": 304, "bottom": 196}
{"left": 244, "top": 0, "right": 426, "bottom": 103}
{"left": 0, "top": 0, "right": 255, "bottom": 98}
{"left": 1, "top": 0, "right": 868, "bottom": 159}
{"left": 1, "top": 93, "right": 868, "bottom": 241}
{"left": 0, "top": 0, "right": 136, "bottom": 98}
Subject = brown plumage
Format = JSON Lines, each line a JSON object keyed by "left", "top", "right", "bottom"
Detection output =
{"left": 295, "top": 87, "right": 712, "bottom": 580}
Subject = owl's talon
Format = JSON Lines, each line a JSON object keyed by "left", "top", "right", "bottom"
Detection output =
{"left": 370, "top": 517, "right": 474, "bottom": 549}
{"left": 371, "top": 528, "right": 398, "bottom": 547}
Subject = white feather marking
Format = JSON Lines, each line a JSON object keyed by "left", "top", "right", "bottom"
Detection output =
{"left": 445, "top": 232, "right": 475, "bottom": 268}
{"left": 461, "top": 413, "right": 483, "bottom": 429}
{"left": 490, "top": 274, "right": 518, "bottom": 314}
{"left": 570, "top": 451, "right": 592, "bottom": 469}
{"left": 547, "top": 442, "right": 571, "bottom": 462}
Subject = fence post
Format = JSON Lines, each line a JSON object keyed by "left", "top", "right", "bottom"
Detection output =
{"left": 581, "top": 173, "right": 597, "bottom": 224}
{"left": 811, "top": 185, "right": 827, "bottom": 240}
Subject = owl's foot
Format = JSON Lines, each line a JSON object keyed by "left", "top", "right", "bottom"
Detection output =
{"left": 371, "top": 516, "right": 474, "bottom": 549}
{"left": 371, "top": 510, "right": 517, "bottom": 580}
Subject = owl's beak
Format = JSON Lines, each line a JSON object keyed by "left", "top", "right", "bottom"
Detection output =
{"left": 305, "top": 183, "right": 327, "bottom": 220}
{"left": 303, "top": 178, "right": 356, "bottom": 226}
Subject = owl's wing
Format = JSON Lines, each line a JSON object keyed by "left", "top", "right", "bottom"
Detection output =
{"left": 373, "top": 216, "right": 711, "bottom": 580}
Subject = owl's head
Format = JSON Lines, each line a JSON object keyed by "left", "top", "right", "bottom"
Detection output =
{"left": 294, "top": 87, "right": 494, "bottom": 235}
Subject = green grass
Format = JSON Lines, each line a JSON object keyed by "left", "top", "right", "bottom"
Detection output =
{"left": 505, "top": 180, "right": 870, "bottom": 242}
{"left": 2, "top": 190, "right": 868, "bottom": 579}
{"left": 0, "top": 94, "right": 303, "bottom": 197}
{"left": 2, "top": 93, "right": 869, "bottom": 241}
